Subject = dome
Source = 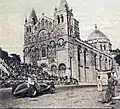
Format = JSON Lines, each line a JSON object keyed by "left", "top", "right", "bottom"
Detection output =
{"left": 87, "top": 25, "right": 109, "bottom": 42}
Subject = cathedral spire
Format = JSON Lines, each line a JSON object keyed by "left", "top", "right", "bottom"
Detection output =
{"left": 58, "top": 0, "right": 69, "bottom": 10}
{"left": 28, "top": 8, "right": 38, "bottom": 25}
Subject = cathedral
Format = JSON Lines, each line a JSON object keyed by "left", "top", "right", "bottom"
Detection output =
{"left": 23, "top": 0, "right": 113, "bottom": 84}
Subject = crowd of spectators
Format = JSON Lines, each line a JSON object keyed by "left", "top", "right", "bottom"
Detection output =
{"left": 1, "top": 62, "right": 78, "bottom": 88}
{"left": 0, "top": 58, "right": 78, "bottom": 88}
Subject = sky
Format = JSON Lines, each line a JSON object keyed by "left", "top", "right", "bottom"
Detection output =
{"left": 0, "top": 0, "right": 120, "bottom": 61}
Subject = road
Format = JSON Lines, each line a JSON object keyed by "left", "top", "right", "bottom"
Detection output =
{"left": 0, "top": 86, "right": 118, "bottom": 108}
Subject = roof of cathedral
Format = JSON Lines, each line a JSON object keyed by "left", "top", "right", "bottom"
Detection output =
{"left": 87, "top": 25, "right": 109, "bottom": 41}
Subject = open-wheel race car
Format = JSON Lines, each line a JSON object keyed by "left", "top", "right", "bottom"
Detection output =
{"left": 11, "top": 79, "right": 56, "bottom": 97}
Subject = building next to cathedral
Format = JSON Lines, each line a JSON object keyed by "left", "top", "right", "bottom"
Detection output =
{"left": 23, "top": 0, "right": 113, "bottom": 84}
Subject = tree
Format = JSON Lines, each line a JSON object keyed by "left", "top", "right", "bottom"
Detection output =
{"left": 10, "top": 54, "right": 21, "bottom": 64}
{"left": 114, "top": 54, "right": 120, "bottom": 65}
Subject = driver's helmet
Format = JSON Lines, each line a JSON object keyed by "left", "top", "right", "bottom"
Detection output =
{"left": 27, "top": 76, "right": 34, "bottom": 85}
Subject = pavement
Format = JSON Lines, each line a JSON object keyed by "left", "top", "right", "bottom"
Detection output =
{"left": 0, "top": 84, "right": 115, "bottom": 108}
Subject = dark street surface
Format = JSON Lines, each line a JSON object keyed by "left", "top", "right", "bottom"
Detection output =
{"left": 0, "top": 88, "right": 13, "bottom": 100}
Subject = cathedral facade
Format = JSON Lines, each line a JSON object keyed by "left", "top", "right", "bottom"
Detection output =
{"left": 23, "top": 0, "right": 113, "bottom": 84}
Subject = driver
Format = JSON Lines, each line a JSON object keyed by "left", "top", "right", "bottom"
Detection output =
{"left": 27, "top": 75, "right": 35, "bottom": 87}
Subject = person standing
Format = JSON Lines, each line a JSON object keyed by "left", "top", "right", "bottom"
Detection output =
{"left": 105, "top": 72, "right": 118, "bottom": 104}
{"left": 97, "top": 75, "right": 102, "bottom": 91}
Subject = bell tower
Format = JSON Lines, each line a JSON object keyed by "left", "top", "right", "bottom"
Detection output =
{"left": 54, "top": 0, "right": 73, "bottom": 36}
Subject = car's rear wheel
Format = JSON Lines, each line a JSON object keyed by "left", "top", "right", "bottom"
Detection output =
{"left": 49, "top": 87, "right": 55, "bottom": 94}
{"left": 30, "top": 86, "right": 37, "bottom": 97}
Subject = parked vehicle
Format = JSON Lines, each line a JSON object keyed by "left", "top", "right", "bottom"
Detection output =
{"left": 11, "top": 79, "right": 56, "bottom": 97}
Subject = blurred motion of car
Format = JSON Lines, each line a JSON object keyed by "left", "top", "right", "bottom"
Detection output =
{"left": 11, "top": 79, "right": 56, "bottom": 97}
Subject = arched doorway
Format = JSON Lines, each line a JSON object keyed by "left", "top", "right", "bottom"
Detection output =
{"left": 51, "top": 65, "right": 57, "bottom": 76}
{"left": 58, "top": 63, "right": 66, "bottom": 77}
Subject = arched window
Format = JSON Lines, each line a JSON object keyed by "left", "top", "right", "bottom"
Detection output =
{"left": 104, "top": 45, "right": 106, "bottom": 50}
{"left": 84, "top": 49, "right": 87, "bottom": 67}
{"left": 58, "top": 38, "right": 64, "bottom": 47}
{"left": 58, "top": 63, "right": 66, "bottom": 73}
{"left": 61, "top": 14, "right": 64, "bottom": 23}
{"left": 57, "top": 15, "right": 60, "bottom": 24}
{"left": 45, "top": 20, "right": 48, "bottom": 27}
{"left": 99, "top": 56, "right": 102, "bottom": 70}
{"left": 49, "top": 22, "right": 52, "bottom": 28}
{"left": 26, "top": 26, "right": 29, "bottom": 32}
{"left": 29, "top": 26, "right": 31, "bottom": 32}
{"left": 41, "top": 19, "right": 44, "bottom": 26}
{"left": 100, "top": 44, "right": 102, "bottom": 51}
{"left": 94, "top": 54, "right": 97, "bottom": 69}
{"left": 50, "top": 40, "right": 55, "bottom": 48}
{"left": 109, "top": 59, "right": 111, "bottom": 69}
{"left": 51, "top": 65, "right": 57, "bottom": 74}
{"left": 32, "top": 17, "right": 36, "bottom": 25}
{"left": 77, "top": 46, "right": 81, "bottom": 62}
{"left": 41, "top": 46, "right": 46, "bottom": 57}
{"left": 105, "top": 58, "right": 107, "bottom": 70}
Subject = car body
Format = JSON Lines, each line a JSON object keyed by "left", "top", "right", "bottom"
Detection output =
{"left": 11, "top": 79, "right": 56, "bottom": 97}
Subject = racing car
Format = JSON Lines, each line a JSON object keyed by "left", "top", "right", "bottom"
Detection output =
{"left": 11, "top": 79, "right": 56, "bottom": 97}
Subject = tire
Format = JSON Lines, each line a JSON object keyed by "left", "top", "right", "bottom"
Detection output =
{"left": 49, "top": 87, "right": 55, "bottom": 94}
{"left": 30, "top": 86, "right": 37, "bottom": 97}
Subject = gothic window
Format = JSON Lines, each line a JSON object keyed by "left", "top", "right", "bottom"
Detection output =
{"left": 57, "top": 15, "right": 60, "bottom": 24}
{"left": 41, "top": 46, "right": 46, "bottom": 57}
{"left": 61, "top": 14, "right": 64, "bottom": 23}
